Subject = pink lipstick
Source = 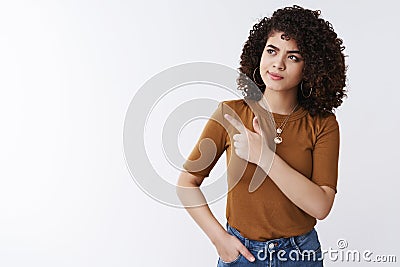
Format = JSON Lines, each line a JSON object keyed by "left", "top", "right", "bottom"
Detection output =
{"left": 268, "top": 71, "right": 283, "bottom": 80}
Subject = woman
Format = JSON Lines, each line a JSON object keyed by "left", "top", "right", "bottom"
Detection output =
{"left": 177, "top": 5, "right": 346, "bottom": 266}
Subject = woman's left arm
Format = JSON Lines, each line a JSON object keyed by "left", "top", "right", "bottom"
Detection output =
{"left": 225, "top": 113, "right": 338, "bottom": 220}
{"left": 262, "top": 155, "right": 335, "bottom": 220}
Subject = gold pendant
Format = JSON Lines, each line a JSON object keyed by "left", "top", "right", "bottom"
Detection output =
{"left": 274, "top": 136, "right": 282, "bottom": 144}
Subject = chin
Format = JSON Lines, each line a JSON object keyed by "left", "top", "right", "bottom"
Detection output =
{"left": 265, "top": 85, "right": 283, "bottom": 91}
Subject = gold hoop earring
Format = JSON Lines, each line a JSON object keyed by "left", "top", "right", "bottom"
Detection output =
{"left": 252, "top": 67, "right": 264, "bottom": 87}
{"left": 301, "top": 81, "right": 313, "bottom": 98}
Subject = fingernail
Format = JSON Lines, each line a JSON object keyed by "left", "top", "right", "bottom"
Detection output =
{"left": 250, "top": 257, "right": 255, "bottom": 262}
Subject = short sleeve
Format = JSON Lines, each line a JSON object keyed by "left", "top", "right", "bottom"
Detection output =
{"left": 311, "top": 115, "right": 340, "bottom": 193}
{"left": 182, "top": 102, "right": 228, "bottom": 178}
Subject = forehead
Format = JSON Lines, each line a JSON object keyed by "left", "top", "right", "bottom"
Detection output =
{"left": 266, "top": 31, "right": 299, "bottom": 50}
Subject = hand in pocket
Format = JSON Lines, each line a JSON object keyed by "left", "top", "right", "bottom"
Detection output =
{"left": 214, "top": 231, "right": 255, "bottom": 263}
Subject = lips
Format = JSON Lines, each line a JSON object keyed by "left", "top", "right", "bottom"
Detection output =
{"left": 268, "top": 71, "right": 283, "bottom": 80}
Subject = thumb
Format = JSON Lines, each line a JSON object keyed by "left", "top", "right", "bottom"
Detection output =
{"left": 253, "top": 116, "right": 262, "bottom": 136}
{"left": 239, "top": 245, "right": 256, "bottom": 262}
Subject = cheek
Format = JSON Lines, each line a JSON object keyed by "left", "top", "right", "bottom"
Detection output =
{"left": 290, "top": 64, "right": 304, "bottom": 81}
{"left": 259, "top": 54, "right": 270, "bottom": 70}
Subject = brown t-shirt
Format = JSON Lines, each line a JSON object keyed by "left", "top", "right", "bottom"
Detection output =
{"left": 182, "top": 99, "right": 340, "bottom": 241}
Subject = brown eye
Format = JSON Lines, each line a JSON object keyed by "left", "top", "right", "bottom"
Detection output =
{"left": 266, "top": 49, "right": 276, "bottom": 55}
{"left": 289, "top": 55, "right": 300, "bottom": 62}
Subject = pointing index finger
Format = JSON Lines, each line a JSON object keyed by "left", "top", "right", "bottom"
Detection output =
{"left": 224, "top": 114, "right": 246, "bottom": 133}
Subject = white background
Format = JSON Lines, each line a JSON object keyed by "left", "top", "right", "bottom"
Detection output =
{"left": 1, "top": 0, "right": 399, "bottom": 266}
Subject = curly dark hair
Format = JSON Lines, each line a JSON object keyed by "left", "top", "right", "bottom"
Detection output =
{"left": 237, "top": 5, "right": 347, "bottom": 117}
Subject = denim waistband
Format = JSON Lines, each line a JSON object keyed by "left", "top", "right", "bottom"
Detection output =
{"left": 226, "top": 222, "right": 316, "bottom": 251}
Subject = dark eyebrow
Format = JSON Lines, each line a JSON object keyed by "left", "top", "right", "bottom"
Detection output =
{"left": 266, "top": 44, "right": 301, "bottom": 54}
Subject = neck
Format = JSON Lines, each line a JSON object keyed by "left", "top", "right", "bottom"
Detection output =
{"left": 259, "top": 88, "right": 298, "bottom": 115}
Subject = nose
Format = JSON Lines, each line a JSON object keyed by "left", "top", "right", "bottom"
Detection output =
{"left": 273, "top": 56, "right": 285, "bottom": 70}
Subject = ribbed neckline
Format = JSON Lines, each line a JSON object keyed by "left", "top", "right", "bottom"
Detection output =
{"left": 249, "top": 99, "right": 308, "bottom": 123}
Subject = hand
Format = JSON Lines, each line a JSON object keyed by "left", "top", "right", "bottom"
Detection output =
{"left": 224, "top": 114, "right": 272, "bottom": 170}
{"left": 214, "top": 231, "right": 255, "bottom": 263}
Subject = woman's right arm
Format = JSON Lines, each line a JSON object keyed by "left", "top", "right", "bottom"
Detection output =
{"left": 176, "top": 171, "right": 255, "bottom": 263}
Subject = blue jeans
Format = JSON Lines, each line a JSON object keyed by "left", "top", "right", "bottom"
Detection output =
{"left": 217, "top": 223, "right": 323, "bottom": 267}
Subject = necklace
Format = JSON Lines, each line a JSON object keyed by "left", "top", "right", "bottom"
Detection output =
{"left": 258, "top": 99, "right": 298, "bottom": 145}
{"left": 273, "top": 103, "right": 298, "bottom": 144}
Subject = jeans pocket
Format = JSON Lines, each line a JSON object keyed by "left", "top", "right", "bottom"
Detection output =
{"left": 292, "top": 229, "right": 322, "bottom": 261}
{"left": 219, "top": 253, "right": 242, "bottom": 265}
